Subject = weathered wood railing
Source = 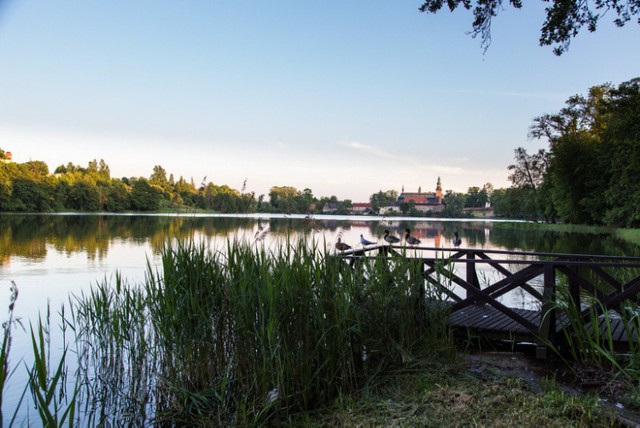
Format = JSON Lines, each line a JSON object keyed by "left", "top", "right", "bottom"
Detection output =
{"left": 335, "top": 244, "right": 640, "bottom": 357}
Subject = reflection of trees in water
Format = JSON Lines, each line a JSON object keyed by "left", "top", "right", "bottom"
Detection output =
{"left": 267, "top": 218, "right": 353, "bottom": 235}
{"left": 3, "top": 215, "right": 639, "bottom": 261}
{"left": 0, "top": 215, "right": 257, "bottom": 260}
{"left": 1, "top": 215, "right": 51, "bottom": 260}
{"left": 489, "top": 226, "right": 640, "bottom": 257}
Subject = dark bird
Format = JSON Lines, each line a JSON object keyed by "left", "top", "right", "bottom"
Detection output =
{"left": 360, "top": 234, "right": 376, "bottom": 246}
{"left": 453, "top": 231, "right": 462, "bottom": 247}
{"left": 404, "top": 229, "right": 421, "bottom": 246}
{"left": 383, "top": 230, "right": 400, "bottom": 244}
{"left": 335, "top": 237, "right": 351, "bottom": 252}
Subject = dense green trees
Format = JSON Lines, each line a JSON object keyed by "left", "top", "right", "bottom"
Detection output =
{"left": 464, "top": 185, "right": 491, "bottom": 208}
{"left": 264, "top": 186, "right": 353, "bottom": 214}
{"left": 495, "top": 78, "right": 640, "bottom": 226}
{"left": 442, "top": 190, "right": 466, "bottom": 217}
{"left": 369, "top": 190, "right": 398, "bottom": 213}
{"left": 0, "top": 157, "right": 258, "bottom": 214}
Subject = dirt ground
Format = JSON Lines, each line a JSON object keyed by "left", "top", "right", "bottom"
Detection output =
{"left": 464, "top": 350, "right": 640, "bottom": 426}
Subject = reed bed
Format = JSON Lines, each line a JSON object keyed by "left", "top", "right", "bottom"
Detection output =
{"left": 68, "top": 239, "right": 453, "bottom": 425}
{"left": 542, "top": 278, "right": 640, "bottom": 409}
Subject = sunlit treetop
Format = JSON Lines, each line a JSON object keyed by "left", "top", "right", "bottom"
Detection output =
{"left": 419, "top": 0, "right": 640, "bottom": 55}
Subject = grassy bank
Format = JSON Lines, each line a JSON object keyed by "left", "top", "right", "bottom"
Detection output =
{"left": 494, "top": 221, "right": 640, "bottom": 246}
{"left": 302, "top": 356, "right": 622, "bottom": 427}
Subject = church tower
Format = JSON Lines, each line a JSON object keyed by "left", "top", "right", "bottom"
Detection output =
{"left": 436, "top": 177, "right": 442, "bottom": 203}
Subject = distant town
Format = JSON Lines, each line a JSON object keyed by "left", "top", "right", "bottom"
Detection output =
{"left": 0, "top": 148, "right": 495, "bottom": 218}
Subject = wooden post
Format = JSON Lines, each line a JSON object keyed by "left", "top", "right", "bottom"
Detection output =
{"left": 569, "top": 260, "right": 581, "bottom": 311}
{"left": 466, "top": 252, "right": 480, "bottom": 301}
{"left": 537, "top": 264, "right": 556, "bottom": 359}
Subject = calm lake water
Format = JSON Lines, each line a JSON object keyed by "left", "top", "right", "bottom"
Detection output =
{"left": 1, "top": 213, "right": 639, "bottom": 422}
{"left": 3, "top": 212, "right": 639, "bottom": 323}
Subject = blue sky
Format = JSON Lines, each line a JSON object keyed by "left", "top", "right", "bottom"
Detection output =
{"left": 1, "top": 1, "right": 638, "bottom": 201}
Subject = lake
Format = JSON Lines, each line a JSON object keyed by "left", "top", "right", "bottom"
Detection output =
{"left": 1, "top": 213, "right": 639, "bottom": 423}
{"left": 2, "top": 212, "right": 639, "bottom": 323}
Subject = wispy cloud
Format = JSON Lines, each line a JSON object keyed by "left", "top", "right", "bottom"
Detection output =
{"left": 341, "top": 141, "right": 410, "bottom": 163}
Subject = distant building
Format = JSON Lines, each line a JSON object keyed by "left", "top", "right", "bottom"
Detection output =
{"left": 322, "top": 202, "right": 340, "bottom": 213}
{"left": 1, "top": 151, "right": 12, "bottom": 163}
{"left": 380, "top": 177, "right": 445, "bottom": 214}
{"left": 351, "top": 202, "right": 374, "bottom": 215}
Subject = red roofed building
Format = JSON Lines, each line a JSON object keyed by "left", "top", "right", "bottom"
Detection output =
{"left": 381, "top": 177, "right": 445, "bottom": 214}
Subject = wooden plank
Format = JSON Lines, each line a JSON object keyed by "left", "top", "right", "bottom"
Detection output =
{"left": 611, "top": 319, "right": 628, "bottom": 342}
{"left": 423, "top": 270, "right": 463, "bottom": 303}
{"left": 449, "top": 306, "right": 485, "bottom": 324}
{"left": 453, "top": 264, "right": 544, "bottom": 311}
{"left": 489, "top": 308, "right": 519, "bottom": 331}
{"left": 423, "top": 252, "right": 465, "bottom": 276}
{"left": 591, "top": 265, "right": 623, "bottom": 292}
{"left": 464, "top": 308, "right": 496, "bottom": 329}
{"left": 449, "top": 277, "right": 539, "bottom": 332}
{"left": 557, "top": 266, "right": 607, "bottom": 302}
{"left": 509, "top": 310, "right": 540, "bottom": 334}
{"left": 451, "top": 305, "right": 539, "bottom": 335}
{"left": 476, "top": 252, "right": 545, "bottom": 301}
{"left": 602, "top": 277, "right": 640, "bottom": 309}
{"left": 479, "top": 264, "right": 544, "bottom": 299}
{"left": 452, "top": 306, "right": 498, "bottom": 330}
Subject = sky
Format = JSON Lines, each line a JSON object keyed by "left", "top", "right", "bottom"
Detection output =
{"left": 0, "top": 1, "right": 638, "bottom": 202}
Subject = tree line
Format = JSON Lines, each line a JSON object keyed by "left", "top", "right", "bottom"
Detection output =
{"left": 0, "top": 148, "right": 532, "bottom": 218}
{"left": 0, "top": 158, "right": 257, "bottom": 213}
{"left": 0, "top": 150, "right": 497, "bottom": 216}
{"left": 494, "top": 77, "right": 640, "bottom": 227}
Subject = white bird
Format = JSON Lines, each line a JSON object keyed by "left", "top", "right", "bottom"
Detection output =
{"left": 335, "top": 237, "right": 351, "bottom": 252}
{"left": 383, "top": 230, "right": 400, "bottom": 244}
{"left": 404, "top": 228, "right": 421, "bottom": 246}
{"left": 453, "top": 231, "right": 462, "bottom": 247}
{"left": 360, "top": 234, "right": 376, "bottom": 246}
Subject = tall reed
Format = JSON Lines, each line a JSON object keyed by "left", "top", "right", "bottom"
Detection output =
{"left": 0, "top": 282, "right": 19, "bottom": 427}
{"left": 69, "top": 238, "right": 452, "bottom": 425}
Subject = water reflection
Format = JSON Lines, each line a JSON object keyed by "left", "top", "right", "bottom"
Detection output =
{"left": 1, "top": 214, "right": 639, "bottom": 264}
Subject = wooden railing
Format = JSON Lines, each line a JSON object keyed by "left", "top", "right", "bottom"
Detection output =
{"left": 335, "top": 244, "right": 640, "bottom": 356}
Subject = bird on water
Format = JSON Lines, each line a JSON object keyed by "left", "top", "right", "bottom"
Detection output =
{"left": 453, "top": 231, "right": 462, "bottom": 247}
{"left": 404, "top": 229, "right": 421, "bottom": 246}
{"left": 335, "top": 237, "right": 351, "bottom": 252}
{"left": 383, "top": 230, "right": 400, "bottom": 244}
{"left": 360, "top": 234, "right": 376, "bottom": 247}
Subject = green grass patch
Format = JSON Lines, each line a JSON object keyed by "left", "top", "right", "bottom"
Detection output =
{"left": 494, "top": 221, "right": 640, "bottom": 246}
{"left": 303, "top": 357, "right": 621, "bottom": 427}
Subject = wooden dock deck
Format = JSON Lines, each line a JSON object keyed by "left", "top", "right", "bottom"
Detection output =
{"left": 449, "top": 303, "right": 638, "bottom": 347}
{"left": 336, "top": 244, "right": 640, "bottom": 356}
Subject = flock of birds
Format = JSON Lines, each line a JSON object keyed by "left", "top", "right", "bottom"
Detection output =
{"left": 335, "top": 229, "right": 462, "bottom": 252}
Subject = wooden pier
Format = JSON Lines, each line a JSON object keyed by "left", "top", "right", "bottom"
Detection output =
{"left": 337, "top": 245, "right": 640, "bottom": 358}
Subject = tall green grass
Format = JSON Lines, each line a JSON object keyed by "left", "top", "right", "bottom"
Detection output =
{"left": 0, "top": 282, "right": 19, "bottom": 427}
{"left": 542, "top": 281, "right": 640, "bottom": 405}
{"left": 68, "top": 239, "right": 453, "bottom": 425}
